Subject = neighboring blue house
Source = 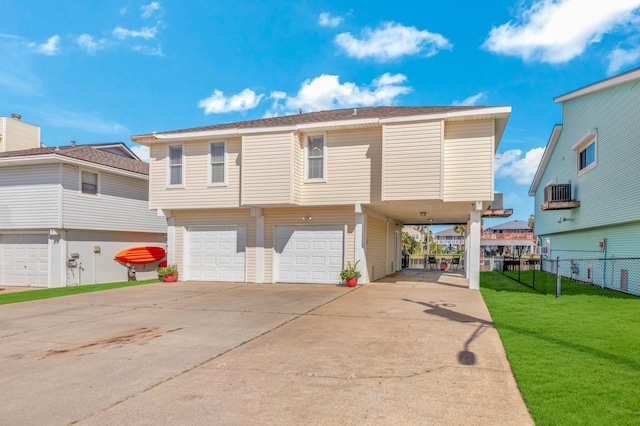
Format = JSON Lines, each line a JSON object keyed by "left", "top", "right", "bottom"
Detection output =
{"left": 529, "top": 68, "right": 640, "bottom": 290}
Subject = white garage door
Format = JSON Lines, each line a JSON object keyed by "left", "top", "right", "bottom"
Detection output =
{"left": 275, "top": 225, "right": 344, "bottom": 284}
{"left": 186, "top": 227, "right": 246, "bottom": 282}
{"left": 0, "top": 235, "right": 49, "bottom": 286}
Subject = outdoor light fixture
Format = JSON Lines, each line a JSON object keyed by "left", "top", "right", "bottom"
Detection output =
{"left": 420, "top": 211, "right": 426, "bottom": 216}
{"left": 302, "top": 215, "right": 312, "bottom": 221}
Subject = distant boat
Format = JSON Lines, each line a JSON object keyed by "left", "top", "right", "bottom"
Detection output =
{"left": 115, "top": 246, "right": 166, "bottom": 264}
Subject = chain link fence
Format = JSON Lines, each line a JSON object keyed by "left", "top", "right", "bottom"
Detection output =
{"left": 499, "top": 255, "right": 640, "bottom": 298}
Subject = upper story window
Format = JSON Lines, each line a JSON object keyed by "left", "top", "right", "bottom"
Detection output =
{"left": 209, "top": 141, "right": 226, "bottom": 186}
{"left": 168, "top": 144, "right": 183, "bottom": 187}
{"left": 572, "top": 129, "right": 597, "bottom": 175}
{"left": 306, "top": 134, "right": 326, "bottom": 182}
{"left": 81, "top": 171, "right": 98, "bottom": 195}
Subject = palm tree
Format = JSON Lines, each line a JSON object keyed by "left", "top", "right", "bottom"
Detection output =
{"left": 528, "top": 214, "right": 535, "bottom": 233}
{"left": 453, "top": 224, "right": 466, "bottom": 252}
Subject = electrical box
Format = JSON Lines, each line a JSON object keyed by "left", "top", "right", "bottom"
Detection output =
{"left": 93, "top": 245, "right": 101, "bottom": 254}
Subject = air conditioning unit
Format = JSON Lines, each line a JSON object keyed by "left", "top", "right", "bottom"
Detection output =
{"left": 544, "top": 184, "right": 572, "bottom": 203}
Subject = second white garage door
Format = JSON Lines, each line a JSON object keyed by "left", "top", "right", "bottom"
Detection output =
{"left": 186, "top": 227, "right": 246, "bottom": 282}
{"left": 275, "top": 225, "right": 344, "bottom": 284}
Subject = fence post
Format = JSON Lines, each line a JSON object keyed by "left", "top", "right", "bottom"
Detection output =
{"left": 556, "top": 256, "right": 561, "bottom": 299}
{"left": 531, "top": 254, "right": 535, "bottom": 291}
{"left": 517, "top": 255, "right": 521, "bottom": 282}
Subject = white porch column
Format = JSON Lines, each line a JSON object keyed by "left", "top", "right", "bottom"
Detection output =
{"left": 467, "top": 211, "right": 482, "bottom": 290}
{"left": 355, "top": 204, "right": 368, "bottom": 283}
{"left": 253, "top": 207, "right": 264, "bottom": 284}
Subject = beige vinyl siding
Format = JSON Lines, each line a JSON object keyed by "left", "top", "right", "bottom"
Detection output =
{"left": 263, "top": 206, "right": 355, "bottom": 283}
{"left": 172, "top": 208, "right": 256, "bottom": 282}
{"left": 387, "top": 223, "right": 402, "bottom": 273}
{"left": 1, "top": 118, "right": 40, "bottom": 152}
{"left": 292, "top": 132, "right": 303, "bottom": 204}
{"left": 148, "top": 138, "right": 241, "bottom": 210}
{"left": 443, "top": 120, "right": 494, "bottom": 202}
{"left": 382, "top": 120, "right": 442, "bottom": 201}
{"left": 242, "top": 133, "right": 292, "bottom": 206}
{"left": 302, "top": 128, "right": 381, "bottom": 205}
{"left": 366, "top": 215, "right": 387, "bottom": 281}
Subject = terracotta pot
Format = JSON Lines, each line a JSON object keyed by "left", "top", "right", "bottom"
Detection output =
{"left": 346, "top": 277, "right": 358, "bottom": 287}
{"left": 164, "top": 274, "right": 177, "bottom": 283}
{"left": 440, "top": 262, "right": 448, "bottom": 271}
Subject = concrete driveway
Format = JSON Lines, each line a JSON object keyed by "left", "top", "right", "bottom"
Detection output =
{"left": 0, "top": 271, "right": 533, "bottom": 425}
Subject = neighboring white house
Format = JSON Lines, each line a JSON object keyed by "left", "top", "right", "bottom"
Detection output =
{"left": 433, "top": 227, "right": 464, "bottom": 253}
{"left": 0, "top": 115, "right": 167, "bottom": 287}
{"left": 133, "top": 105, "right": 511, "bottom": 289}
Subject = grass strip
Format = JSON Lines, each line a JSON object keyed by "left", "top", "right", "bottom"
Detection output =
{"left": 0, "top": 280, "right": 159, "bottom": 305}
{"left": 480, "top": 271, "right": 640, "bottom": 426}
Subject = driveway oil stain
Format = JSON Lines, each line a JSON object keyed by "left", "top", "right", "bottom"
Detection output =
{"left": 41, "top": 327, "right": 174, "bottom": 358}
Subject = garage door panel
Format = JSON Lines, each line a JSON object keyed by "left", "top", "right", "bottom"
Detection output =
{"left": 186, "top": 227, "right": 246, "bottom": 282}
{"left": 1, "top": 235, "right": 49, "bottom": 287}
{"left": 275, "top": 225, "right": 344, "bottom": 284}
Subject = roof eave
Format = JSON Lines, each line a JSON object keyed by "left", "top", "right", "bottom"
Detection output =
{"left": 554, "top": 67, "right": 640, "bottom": 103}
{"left": 528, "top": 124, "right": 563, "bottom": 196}
{"left": 0, "top": 153, "right": 148, "bottom": 179}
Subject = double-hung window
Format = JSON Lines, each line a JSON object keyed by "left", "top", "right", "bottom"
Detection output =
{"left": 572, "top": 130, "right": 597, "bottom": 175}
{"left": 209, "top": 141, "right": 226, "bottom": 185}
{"left": 168, "top": 145, "right": 183, "bottom": 186}
{"left": 81, "top": 171, "right": 98, "bottom": 195}
{"left": 306, "top": 134, "right": 326, "bottom": 182}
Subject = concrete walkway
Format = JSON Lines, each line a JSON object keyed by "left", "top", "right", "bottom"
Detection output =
{"left": 0, "top": 270, "right": 533, "bottom": 425}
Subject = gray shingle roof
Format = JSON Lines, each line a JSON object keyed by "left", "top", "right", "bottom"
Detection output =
{"left": 485, "top": 220, "right": 531, "bottom": 231}
{"left": 138, "top": 105, "right": 492, "bottom": 136}
{"left": 0, "top": 145, "right": 148, "bottom": 175}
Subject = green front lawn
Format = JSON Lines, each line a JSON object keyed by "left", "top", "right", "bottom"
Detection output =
{"left": 0, "top": 279, "right": 159, "bottom": 305}
{"left": 481, "top": 272, "right": 640, "bottom": 425}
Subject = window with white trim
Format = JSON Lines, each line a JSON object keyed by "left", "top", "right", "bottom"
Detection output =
{"left": 572, "top": 130, "right": 597, "bottom": 175}
{"left": 209, "top": 141, "right": 226, "bottom": 185}
{"left": 168, "top": 145, "right": 183, "bottom": 186}
{"left": 306, "top": 134, "right": 326, "bottom": 181}
{"left": 81, "top": 171, "right": 98, "bottom": 195}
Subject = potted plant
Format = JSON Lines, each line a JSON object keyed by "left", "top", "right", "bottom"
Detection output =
{"left": 156, "top": 264, "right": 179, "bottom": 283}
{"left": 340, "top": 260, "right": 361, "bottom": 287}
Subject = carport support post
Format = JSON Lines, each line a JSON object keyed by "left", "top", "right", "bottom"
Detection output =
{"left": 467, "top": 210, "right": 481, "bottom": 290}
{"left": 252, "top": 207, "right": 264, "bottom": 284}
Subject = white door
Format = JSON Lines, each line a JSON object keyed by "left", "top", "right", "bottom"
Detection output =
{"left": 275, "top": 225, "right": 344, "bottom": 284}
{"left": 0, "top": 235, "right": 49, "bottom": 286}
{"left": 186, "top": 227, "right": 246, "bottom": 282}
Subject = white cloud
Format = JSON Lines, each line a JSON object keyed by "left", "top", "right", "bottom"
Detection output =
{"left": 271, "top": 73, "right": 411, "bottom": 114}
{"left": 29, "top": 35, "right": 61, "bottom": 55}
{"left": 76, "top": 34, "right": 106, "bottom": 54}
{"left": 495, "top": 147, "right": 545, "bottom": 185}
{"left": 141, "top": 2, "right": 161, "bottom": 18}
{"left": 335, "top": 21, "right": 452, "bottom": 61}
{"left": 131, "top": 144, "right": 150, "bottom": 162}
{"left": 132, "top": 44, "right": 165, "bottom": 56}
{"left": 607, "top": 46, "right": 640, "bottom": 73}
{"left": 198, "top": 88, "right": 264, "bottom": 114}
{"left": 113, "top": 26, "right": 158, "bottom": 40}
{"left": 453, "top": 92, "right": 486, "bottom": 106}
{"left": 319, "top": 12, "right": 343, "bottom": 28}
{"left": 484, "top": 0, "right": 640, "bottom": 63}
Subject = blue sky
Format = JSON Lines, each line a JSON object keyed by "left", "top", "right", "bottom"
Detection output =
{"left": 4, "top": 0, "right": 640, "bottom": 227}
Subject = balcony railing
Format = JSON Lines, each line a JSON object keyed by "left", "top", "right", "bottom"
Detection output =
{"left": 541, "top": 184, "right": 580, "bottom": 211}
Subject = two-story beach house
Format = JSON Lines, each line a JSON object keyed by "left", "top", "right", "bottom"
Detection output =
{"left": 132, "top": 105, "right": 511, "bottom": 289}
{"left": 0, "top": 115, "right": 167, "bottom": 287}
{"left": 530, "top": 67, "right": 640, "bottom": 261}
{"left": 481, "top": 220, "right": 536, "bottom": 256}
